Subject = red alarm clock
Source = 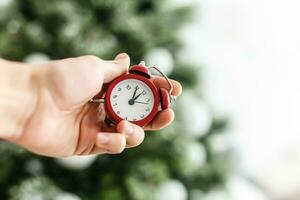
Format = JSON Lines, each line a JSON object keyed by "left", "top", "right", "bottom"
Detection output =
{"left": 90, "top": 61, "right": 175, "bottom": 127}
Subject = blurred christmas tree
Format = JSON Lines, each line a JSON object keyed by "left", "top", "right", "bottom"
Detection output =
{"left": 0, "top": 0, "right": 232, "bottom": 199}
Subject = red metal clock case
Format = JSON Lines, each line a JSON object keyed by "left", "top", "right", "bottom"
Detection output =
{"left": 105, "top": 73, "right": 160, "bottom": 127}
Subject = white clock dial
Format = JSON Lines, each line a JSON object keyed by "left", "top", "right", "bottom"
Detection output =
{"left": 110, "top": 79, "right": 155, "bottom": 121}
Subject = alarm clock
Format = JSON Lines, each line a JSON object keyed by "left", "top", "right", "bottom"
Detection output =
{"left": 90, "top": 61, "right": 176, "bottom": 127}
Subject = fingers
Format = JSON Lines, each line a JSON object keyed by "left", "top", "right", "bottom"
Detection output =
{"left": 152, "top": 76, "right": 182, "bottom": 97}
{"left": 117, "top": 120, "right": 145, "bottom": 148}
{"left": 101, "top": 53, "right": 130, "bottom": 83}
{"left": 44, "top": 53, "right": 129, "bottom": 108}
{"left": 77, "top": 53, "right": 130, "bottom": 84}
{"left": 145, "top": 108, "right": 175, "bottom": 130}
{"left": 95, "top": 132, "right": 126, "bottom": 154}
{"left": 146, "top": 77, "right": 181, "bottom": 131}
{"left": 92, "top": 121, "right": 144, "bottom": 154}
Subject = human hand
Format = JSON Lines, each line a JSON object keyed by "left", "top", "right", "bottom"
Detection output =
{"left": 7, "top": 53, "right": 182, "bottom": 157}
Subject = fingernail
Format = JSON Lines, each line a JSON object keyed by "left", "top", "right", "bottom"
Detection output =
{"left": 124, "top": 122, "right": 134, "bottom": 136}
{"left": 98, "top": 134, "right": 110, "bottom": 145}
{"left": 115, "top": 53, "right": 128, "bottom": 60}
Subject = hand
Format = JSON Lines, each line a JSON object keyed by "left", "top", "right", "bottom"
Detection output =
{"left": 7, "top": 53, "right": 182, "bottom": 157}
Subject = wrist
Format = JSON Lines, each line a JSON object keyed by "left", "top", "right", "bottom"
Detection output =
{"left": 0, "top": 59, "right": 39, "bottom": 141}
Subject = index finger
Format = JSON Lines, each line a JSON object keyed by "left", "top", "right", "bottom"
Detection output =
{"left": 143, "top": 77, "right": 182, "bottom": 131}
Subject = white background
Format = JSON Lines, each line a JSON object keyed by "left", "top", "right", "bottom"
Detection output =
{"left": 178, "top": 0, "right": 300, "bottom": 199}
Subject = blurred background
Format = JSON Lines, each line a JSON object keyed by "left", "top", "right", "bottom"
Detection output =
{"left": 0, "top": 0, "right": 298, "bottom": 199}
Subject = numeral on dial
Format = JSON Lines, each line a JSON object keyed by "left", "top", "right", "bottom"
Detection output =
{"left": 126, "top": 85, "right": 131, "bottom": 90}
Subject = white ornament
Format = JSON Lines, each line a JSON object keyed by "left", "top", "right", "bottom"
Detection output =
{"left": 163, "top": 0, "right": 197, "bottom": 10}
{"left": 60, "top": 21, "right": 80, "bottom": 39}
{"left": 155, "top": 180, "right": 187, "bottom": 200}
{"left": 56, "top": 193, "right": 81, "bottom": 200}
{"left": 182, "top": 141, "right": 206, "bottom": 176}
{"left": 0, "top": 0, "right": 12, "bottom": 8}
{"left": 55, "top": 155, "right": 97, "bottom": 171}
{"left": 144, "top": 48, "right": 174, "bottom": 75}
{"left": 209, "top": 133, "right": 233, "bottom": 154}
{"left": 178, "top": 91, "right": 212, "bottom": 138}
{"left": 11, "top": 176, "right": 82, "bottom": 200}
{"left": 24, "top": 53, "right": 50, "bottom": 64}
{"left": 25, "top": 159, "right": 43, "bottom": 175}
{"left": 11, "top": 177, "right": 59, "bottom": 200}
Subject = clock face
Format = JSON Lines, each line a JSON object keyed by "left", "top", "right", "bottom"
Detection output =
{"left": 109, "top": 78, "right": 155, "bottom": 121}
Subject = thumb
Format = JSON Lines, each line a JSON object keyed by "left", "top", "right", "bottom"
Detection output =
{"left": 101, "top": 53, "right": 130, "bottom": 83}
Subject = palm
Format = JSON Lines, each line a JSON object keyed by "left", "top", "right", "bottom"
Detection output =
{"left": 19, "top": 56, "right": 111, "bottom": 156}
{"left": 19, "top": 88, "right": 107, "bottom": 157}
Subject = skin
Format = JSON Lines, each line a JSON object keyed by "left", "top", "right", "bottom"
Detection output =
{"left": 0, "top": 53, "right": 182, "bottom": 157}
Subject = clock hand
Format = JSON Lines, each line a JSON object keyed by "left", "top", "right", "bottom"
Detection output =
{"left": 133, "top": 92, "right": 142, "bottom": 101}
{"left": 132, "top": 86, "right": 139, "bottom": 99}
{"left": 134, "top": 101, "right": 149, "bottom": 105}
{"left": 128, "top": 86, "right": 140, "bottom": 106}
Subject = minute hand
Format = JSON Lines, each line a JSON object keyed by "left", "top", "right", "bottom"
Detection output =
{"left": 132, "top": 86, "right": 138, "bottom": 99}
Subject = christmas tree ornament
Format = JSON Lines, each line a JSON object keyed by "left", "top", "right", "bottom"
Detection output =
{"left": 25, "top": 158, "right": 43, "bottom": 176}
{"left": 144, "top": 48, "right": 174, "bottom": 75}
{"left": 90, "top": 61, "right": 176, "bottom": 127}
{"left": 154, "top": 179, "right": 187, "bottom": 200}
{"left": 0, "top": 0, "right": 12, "bottom": 8}
{"left": 209, "top": 133, "right": 233, "bottom": 154}
{"left": 165, "top": 0, "right": 196, "bottom": 10}
{"left": 10, "top": 177, "right": 61, "bottom": 200}
{"left": 181, "top": 141, "right": 206, "bottom": 176}
{"left": 55, "top": 193, "right": 81, "bottom": 200}
{"left": 10, "top": 176, "right": 81, "bottom": 200}
{"left": 55, "top": 155, "right": 97, "bottom": 171}
{"left": 24, "top": 53, "right": 50, "bottom": 64}
{"left": 178, "top": 91, "right": 212, "bottom": 138}
{"left": 171, "top": 139, "right": 206, "bottom": 176}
